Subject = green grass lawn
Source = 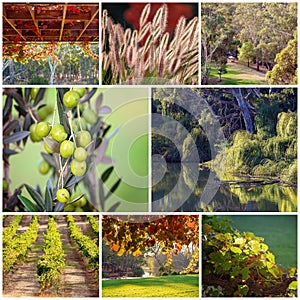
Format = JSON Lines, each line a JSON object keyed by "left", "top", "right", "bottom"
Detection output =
{"left": 221, "top": 215, "right": 297, "bottom": 268}
{"left": 209, "top": 62, "right": 267, "bottom": 85}
{"left": 102, "top": 274, "right": 199, "bottom": 297}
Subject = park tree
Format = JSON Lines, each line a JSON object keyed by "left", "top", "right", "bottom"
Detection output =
{"left": 266, "top": 30, "right": 298, "bottom": 85}
{"left": 238, "top": 41, "right": 255, "bottom": 67}
{"left": 201, "top": 3, "right": 234, "bottom": 84}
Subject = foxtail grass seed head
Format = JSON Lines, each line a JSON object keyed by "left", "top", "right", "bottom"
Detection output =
{"left": 138, "top": 22, "right": 151, "bottom": 42}
{"left": 152, "top": 6, "right": 163, "bottom": 28}
{"left": 124, "top": 28, "right": 132, "bottom": 45}
{"left": 102, "top": 10, "right": 108, "bottom": 29}
{"left": 126, "top": 45, "right": 137, "bottom": 68}
{"left": 102, "top": 4, "right": 199, "bottom": 85}
{"left": 139, "top": 3, "right": 151, "bottom": 28}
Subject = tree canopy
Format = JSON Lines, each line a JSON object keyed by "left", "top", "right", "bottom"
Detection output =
{"left": 201, "top": 3, "right": 297, "bottom": 84}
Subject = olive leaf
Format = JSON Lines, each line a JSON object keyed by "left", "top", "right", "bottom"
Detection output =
{"left": 101, "top": 166, "right": 114, "bottom": 183}
{"left": 79, "top": 88, "right": 97, "bottom": 104}
{"left": 104, "top": 178, "right": 122, "bottom": 201}
{"left": 33, "top": 88, "right": 46, "bottom": 106}
{"left": 56, "top": 89, "right": 70, "bottom": 134}
{"left": 3, "top": 120, "right": 19, "bottom": 136}
{"left": 107, "top": 202, "right": 121, "bottom": 212}
{"left": 24, "top": 184, "right": 45, "bottom": 211}
{"left": 45, "top": 179, "right": 54, "bottom": 212}
{"left": 95, "top": 93, "right": 103, "bottom": 114}
{"left": 3, "top": 131, "right": 30, "bottom": 144}
{"left": 18, "top": 195, "right": 39, "bottom": 212}
{"left": 3, "top": 95, "right": 13, "bottom": 124}
{"left": 43, "top": 137, "right": 60, "bottom": 153}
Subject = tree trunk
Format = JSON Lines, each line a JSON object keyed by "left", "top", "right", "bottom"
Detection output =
{"left": 9, "top": 59, "right": 15, "bottom": 84}
{"left": 231, "top": 88, "right": 255, "bottom": 133}
{"left": 48, "top": 57, "right": 57, "bottom": 85}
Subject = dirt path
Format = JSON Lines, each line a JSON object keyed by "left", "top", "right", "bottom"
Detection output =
{"left": 3, "top": 215, "right": 99, "bottom": 298}
{"left": 56, "top": 215, "right": 99, "bottom": 298}
{"left": 227, "top": 61, "right": 267, "bottom": 82}
{"left": 3, "top": 215, "right": 48, "bottom": 297}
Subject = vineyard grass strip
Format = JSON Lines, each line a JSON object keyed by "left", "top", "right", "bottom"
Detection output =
{"left": 37, "top": 217, "right": 66, "bottom": 291}
{"left": 67, "top": 215, "right": 99, "bottom": 272}
{"left": 3, "top": 216, "right": 39, "bottom": 272}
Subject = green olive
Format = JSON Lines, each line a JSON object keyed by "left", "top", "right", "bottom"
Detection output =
{"left": 74, "top": 147, "right": 87, "bottom": 162}
{"left": 72, "top": 88, "right": 86, "bottom": 98}
{"left": 76, "top": 130, "right": 91, "bottom": 148}
{"left": 60, "top": 140, "right": 75, "bottom": 158}
{"left": 30, "top": 88, "right": 39, "bottom": 100}
{"left": 63, "top": 91, "right": 80, "bottom": 109}
{"left": 82, "top": 109, "right": 98, "bottom": 125}
{"left": 56, "top": 188, "right": 70, "bottom": 203}
{"left": 30, "top": 124, "right": 43, "bottom": 142}
{"left": 51, "top": 124, "right": 68, "bottom": 142}
{"left": 38, "top": 160, "right": 50, "bottom": 175}
{"left": 70, "top": 160, "right": 87, "bottom": 177}
{"left": 35, "top": 121, "right": 51, "bottom": 138}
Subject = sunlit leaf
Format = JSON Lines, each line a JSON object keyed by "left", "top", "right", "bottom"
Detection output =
{"left": 289, "top": 281, "right": 297, "bottom": 290}
{"left": 230, "top": 246, "right": 242, "bottom": 254}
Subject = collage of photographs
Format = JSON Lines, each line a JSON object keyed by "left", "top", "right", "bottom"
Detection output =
{"left": 1, "top": 1, "right": 298, "bottom": 298}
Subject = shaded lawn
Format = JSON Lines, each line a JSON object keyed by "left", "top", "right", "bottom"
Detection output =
{"left": 209, "top": 62, "right": 267, "bottom": 85}
{"left": 102, "top": 274, "right": 199, "bottom": 297}
{"left": 220, "top": 215, "right": 297, "bottom": 268}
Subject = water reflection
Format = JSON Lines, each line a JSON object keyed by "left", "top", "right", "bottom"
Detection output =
{"left": 152, "top": 163, "right": 297, "bottom": 212}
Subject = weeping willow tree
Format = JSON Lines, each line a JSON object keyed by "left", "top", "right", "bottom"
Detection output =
{"left": 214, "top": 111, "right": 297, "bottom": 185}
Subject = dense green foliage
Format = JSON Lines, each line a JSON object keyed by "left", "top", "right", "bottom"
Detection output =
{"left": 67, "top": 215, "right": 99, "bottom": 272}
{"left": 214, "top": 110, "right": 297, "bottom": 184}
{"left": 2, "top": 215, "right": 23, "bottom": 245}
{"left": 266, "top": 30, "right": 298, "bottom": 84}
{"left": 3, "top": 216, "right": 39, "bottom": 272}
{"left": 86, "top": 215, "right": 99, "bottom": 236}
{"left": 202, "top": 216, "right": 297, "bottom": 297}
{"left": 37, "top": 217, "right": 65, "bottom": 291}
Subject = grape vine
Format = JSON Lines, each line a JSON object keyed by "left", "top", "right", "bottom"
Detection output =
{"left": 67, "top": 215, "right": 99, "bottom": 272}
{"left": 37, "top": 217, "right": 65, "bottom": 291}
{"left": 3, "top": 216, "right": 39, "bottom": 272}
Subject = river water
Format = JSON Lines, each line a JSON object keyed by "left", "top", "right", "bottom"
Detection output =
{"left": 152, "top": 163, "right": 297, "bottom": 212}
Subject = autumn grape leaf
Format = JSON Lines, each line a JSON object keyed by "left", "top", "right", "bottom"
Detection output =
{"left": 132, "top": 249, "right": 142, "bottom": 257}
{"left": 187, "top": 221, "right": 195, "bottom": 228}
{"left": 111, "top": 243, "right": 120, "bottom": 251}
{"left": 117, "top": 248, "right": 126, "bottom": 256}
